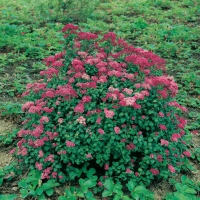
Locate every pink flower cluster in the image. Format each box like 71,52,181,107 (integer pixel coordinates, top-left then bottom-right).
17,24,191,183
126,143,136,150
104,108,115,118
150,168,159,175
76,116,86,125
66,140,76,147
41,167,52,179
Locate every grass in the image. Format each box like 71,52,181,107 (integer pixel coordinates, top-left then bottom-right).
0,0,199,199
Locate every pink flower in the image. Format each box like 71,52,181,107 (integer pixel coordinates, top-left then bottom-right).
114,126,120,134
41,167,52,179
171,133,181,142
142,115,146,119
135,172,139,177
126,168,132,174
44,154,54,163
138,131,142,135
104,108,115,118
58,118,63,123
159,124,167,130
123,88,133,95
38,150,44,158
28,105,42,113
98,128,105,135
77,116,86,125
35,162,43,170
160,139,169,146
86,154,93,158
82,96,91,103
157,155,163,162
150,154,154,158
121,138,126,142
10,148,16,155
150,168,159,175
96,118,102,124
191,130,198,135
52,172,57,178
104,164,109,170
22,101,34,111
62,24,78,32
66,140,75,147
74,103,84,113
98,181,103,187
126,143,136,150
168,164,175,173
158,112,164,117
40,116,49,123
165,150,169,156
183,151,191,157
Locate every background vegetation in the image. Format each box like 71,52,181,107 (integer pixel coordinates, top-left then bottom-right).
0,0,199,199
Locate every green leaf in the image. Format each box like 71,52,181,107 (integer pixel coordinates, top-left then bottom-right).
38,193,47,200
85,191,95,200
41,182,53,190
0,178,3,186
185,188,197,194
84,179,96,188
175,183,183,192
58,197,68,200
174,192,190,200
181,176,187,183
134,185,146,193
131,191,140,199
0,194,17,200
113,194,121,200
65,188,73,196
102,190,113,197
76,192,84,198
18,180,28,188
127,180,136,191
81,185,88,193
113,188,123,196
79,178,85,186
25,176,38,183
87,168,96,178
46,188,54,196
20,189,29,198
29,189,37,196
0,169,5,176
36,187,43,195
121,196,131,200
69,196,77,200
104,179,114,191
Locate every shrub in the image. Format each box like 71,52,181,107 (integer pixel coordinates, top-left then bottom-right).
12,24,191,186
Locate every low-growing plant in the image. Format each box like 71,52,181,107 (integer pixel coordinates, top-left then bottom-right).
0,194,17,200
12,24,192,188
0,162,22,187
0,102,23,117
165,175,200,200
0,129,19,145
18,170,59,199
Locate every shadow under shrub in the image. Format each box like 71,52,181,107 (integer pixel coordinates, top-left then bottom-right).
12,24,191,186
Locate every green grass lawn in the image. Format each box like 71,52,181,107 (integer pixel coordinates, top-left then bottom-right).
0,0,199,199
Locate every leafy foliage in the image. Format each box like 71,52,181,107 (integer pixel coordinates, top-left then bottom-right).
11,24,192,187
165,176,200,200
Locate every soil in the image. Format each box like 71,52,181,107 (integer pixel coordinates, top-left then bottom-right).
0,120,16,168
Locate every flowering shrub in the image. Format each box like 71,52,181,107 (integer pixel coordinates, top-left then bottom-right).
12,24,191,186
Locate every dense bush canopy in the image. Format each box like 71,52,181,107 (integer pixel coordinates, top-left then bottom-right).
12,24,190,186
